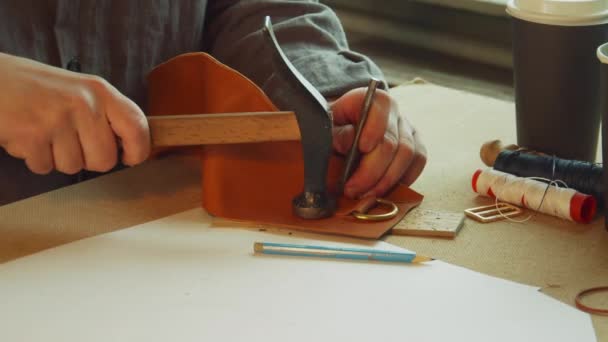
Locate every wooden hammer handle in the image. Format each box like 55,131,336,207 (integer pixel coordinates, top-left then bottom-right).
148,111,301,147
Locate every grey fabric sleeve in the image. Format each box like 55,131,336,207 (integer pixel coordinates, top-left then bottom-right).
204,0,387,102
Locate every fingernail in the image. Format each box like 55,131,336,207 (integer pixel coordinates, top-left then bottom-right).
345,186,358,198
360,138,379,153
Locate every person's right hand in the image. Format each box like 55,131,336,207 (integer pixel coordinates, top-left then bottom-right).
0,53,150,175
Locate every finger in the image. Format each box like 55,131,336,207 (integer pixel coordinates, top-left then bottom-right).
332,124,355,155
52,130,84,174
77,113,118,172
330,88,368,125
14,143,54,175
364,131,416,198
343,132,399,199
359,91,393,153
104,94,150,166
331,88,392,153
2,141,25,159
25,145,54,175
400,130,427,186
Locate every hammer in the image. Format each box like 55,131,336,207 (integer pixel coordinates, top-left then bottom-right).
148,17,338,220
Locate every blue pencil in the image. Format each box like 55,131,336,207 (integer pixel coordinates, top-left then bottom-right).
253,242,434,264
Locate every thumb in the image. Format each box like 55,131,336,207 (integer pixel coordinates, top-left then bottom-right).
332,124,355,155
105,96,151,166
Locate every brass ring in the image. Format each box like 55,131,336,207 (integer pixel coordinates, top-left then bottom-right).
352,198,399,221
575,286,608,316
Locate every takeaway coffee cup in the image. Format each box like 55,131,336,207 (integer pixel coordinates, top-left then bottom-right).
507,0,608,162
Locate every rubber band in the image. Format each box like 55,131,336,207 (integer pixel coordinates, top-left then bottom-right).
575,286,608,316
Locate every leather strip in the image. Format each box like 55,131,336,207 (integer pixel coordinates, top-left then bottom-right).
146,53,423,239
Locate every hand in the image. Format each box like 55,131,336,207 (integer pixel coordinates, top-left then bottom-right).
330,87,427,199
0,53,150,175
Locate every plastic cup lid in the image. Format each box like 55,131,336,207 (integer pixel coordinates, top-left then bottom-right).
597,42,608,64
507,0,608,26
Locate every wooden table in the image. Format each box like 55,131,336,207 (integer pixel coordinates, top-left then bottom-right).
2,80,607,339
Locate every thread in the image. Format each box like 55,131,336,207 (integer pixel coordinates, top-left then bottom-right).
493,150,603,207
472,169,597,223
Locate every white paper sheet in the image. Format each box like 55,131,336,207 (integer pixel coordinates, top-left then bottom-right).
0,209,595,342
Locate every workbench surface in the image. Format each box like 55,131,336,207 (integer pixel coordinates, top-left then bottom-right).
2,80,607,339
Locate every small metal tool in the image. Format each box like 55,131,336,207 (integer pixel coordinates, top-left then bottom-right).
337,78,380,195
263,17,336,220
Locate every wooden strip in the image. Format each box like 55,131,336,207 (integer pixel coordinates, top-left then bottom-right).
148,111,300,147
391,208,465,239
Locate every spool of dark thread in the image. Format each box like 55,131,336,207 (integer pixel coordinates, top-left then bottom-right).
493,150,603,208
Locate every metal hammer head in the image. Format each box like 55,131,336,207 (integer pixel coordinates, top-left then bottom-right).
262,16,336,220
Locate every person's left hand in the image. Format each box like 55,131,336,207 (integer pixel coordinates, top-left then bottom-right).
330,87,427,199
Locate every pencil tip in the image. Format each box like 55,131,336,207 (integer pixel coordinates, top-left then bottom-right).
413,255,434,263
253,242,264,253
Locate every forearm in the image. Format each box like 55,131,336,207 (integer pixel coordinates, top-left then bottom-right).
204,0,387,104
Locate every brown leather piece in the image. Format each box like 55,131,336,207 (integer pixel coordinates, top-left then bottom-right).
147,52,423,239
